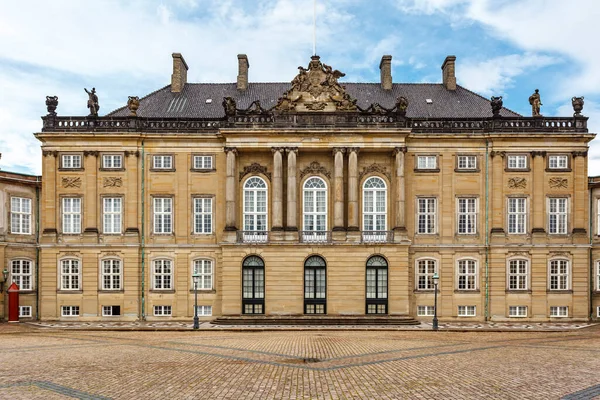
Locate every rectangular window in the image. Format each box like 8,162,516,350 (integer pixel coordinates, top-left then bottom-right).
458,305,476,316
507,155,527,169
548,198,567,234
457,155,477,170
509,306,528,318
153,155,173,169
597,306,600,318
153,259,173,290
11,197,31,234
61,259,80,290
62,198,81,234
102,306,121,316
103,197,122,234
549,260,569,290
550,306,568,317
417,198,436,234
417,155,437,170
196,305,212,316
417,305,435,316
457,198,477,234
417,259,436,290
102,154,122,169
193,155,213,170
19,306,32,317
457,259,477,290
193,259,213,290
508,259,528,290
11,260,32,290
61,154,82,169
548,155,568,169
193,197,212,234
508,198,527,234
153,305,172,316
153,197,173,234
597,261,600,291
61,306,80,316
102,259,122,290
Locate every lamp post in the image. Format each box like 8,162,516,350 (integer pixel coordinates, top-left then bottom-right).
192,273,200,330
0,268,8,293
432,272,439,331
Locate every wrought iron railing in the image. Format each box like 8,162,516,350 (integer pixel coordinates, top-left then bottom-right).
299,231,332,244
361,231,394,243
236,231,269,244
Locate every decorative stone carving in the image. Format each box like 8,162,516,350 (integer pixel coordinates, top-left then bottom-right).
507,251,530,257
572,151,588,158
490,151,506,158
531,151,546,158
549,251,571,258
101,251,121,257
395,96,408,117
549,177,568,189
332,147,346,155
239,163,271,181
222,97,237,116
285,147,298,154
238,100,266,114
362,103,391,115
572,96,584,117
61,177,81,188
103,177,123,188
359,164,391,181
83,150,99,157
223,147,238,155
508,177,527,189
274,55,358,112
61,252,80,258
347,147,360,154
124,150,140,157
490,96,503,118
42,150,58,157
127,96,140,117
528,89,542,117
84,87,99,117
392,146,407,155
46,95,58,116
299,161,331,179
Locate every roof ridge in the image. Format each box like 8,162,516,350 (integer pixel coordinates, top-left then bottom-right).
456,84,522,117
106,84,171,117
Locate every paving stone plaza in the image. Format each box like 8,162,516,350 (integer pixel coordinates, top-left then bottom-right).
1,324,599,399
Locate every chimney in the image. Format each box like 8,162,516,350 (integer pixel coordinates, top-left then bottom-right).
379,55,393,90
171,53,189,93
237,54,249,91
441,55,457,91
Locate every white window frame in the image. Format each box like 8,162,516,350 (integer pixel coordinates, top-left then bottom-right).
507,259,529,290
457,259,477,291
152,259,173,290
103,197,122,234
416,259,437,290
417,197,436,234
102,306,121,316
102,154,123,169
417,155,437,170
458,305,476,317
507,197,527,234
548,155,568,169
192,259,213,290
417,305,435,316
60,259,81,291
153,305,172,316
101,259,122,291
193,197,213,234
597,306,600,318
548,197,568,234
62,197,82,234
550,306,568,318
457,155,477,170
243,177,268,236
303,177,328,240
193,155,213,170
19,306,32,317
10,259,33,291
509,306,528,318
61,154,82,169
153,197,173,234
549,259,570,291
457,197,477,234
597,199,600,236
196,305,212,316
61,306,80,317
153,155,173,169
507,154,527,169
362,176,387,234
10,197,32,234
597,260,600,291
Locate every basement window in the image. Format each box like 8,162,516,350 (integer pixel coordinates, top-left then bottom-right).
102,306,121,316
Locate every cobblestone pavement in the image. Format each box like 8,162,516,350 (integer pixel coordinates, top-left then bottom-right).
1,323,599,399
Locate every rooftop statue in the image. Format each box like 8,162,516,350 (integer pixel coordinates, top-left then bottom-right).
490,96,503,118
85,87,100,117
572,96,584,117
528,89,542,117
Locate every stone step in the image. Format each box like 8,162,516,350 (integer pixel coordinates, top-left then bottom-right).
211,315,421,326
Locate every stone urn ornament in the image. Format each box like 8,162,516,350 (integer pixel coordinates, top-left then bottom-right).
572,96,584,117
45,95,58,116
127,96,140,117
490,96,503,118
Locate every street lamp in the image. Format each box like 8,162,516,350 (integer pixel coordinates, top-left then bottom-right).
192,273,200,329
432,272,439,331
0,268,8,293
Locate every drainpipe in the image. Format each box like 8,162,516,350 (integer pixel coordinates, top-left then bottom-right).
35,178,40,320
141,140,146,320
485,140,490,321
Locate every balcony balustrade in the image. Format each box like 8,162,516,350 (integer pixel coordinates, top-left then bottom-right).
361,231,394,243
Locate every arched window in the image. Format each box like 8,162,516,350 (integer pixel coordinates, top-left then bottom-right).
304,255,326,314
243,177,268,242
303,177,327,242
366,256,388,314
242,256,264,314
363,177,387,242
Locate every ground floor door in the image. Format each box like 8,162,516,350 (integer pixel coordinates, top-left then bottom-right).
242,256,264,314
366,255,388,314
304,256,326,314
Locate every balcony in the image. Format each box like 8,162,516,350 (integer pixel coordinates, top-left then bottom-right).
361,231,394,244
236,231,269,244
299,231,332,244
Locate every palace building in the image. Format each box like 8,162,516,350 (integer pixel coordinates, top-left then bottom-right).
31,52,597,322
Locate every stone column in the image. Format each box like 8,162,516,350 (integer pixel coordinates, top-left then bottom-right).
347,148,360,231
271,147,284,231
332,147,346,231
286,148,298,231
41,150,58,240
531,151,546,235
224,147,238,232
393,147,407,238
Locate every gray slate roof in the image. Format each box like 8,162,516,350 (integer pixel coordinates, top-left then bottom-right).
108,83,521,119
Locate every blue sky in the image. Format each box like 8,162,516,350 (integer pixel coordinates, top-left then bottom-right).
1,0,599,175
